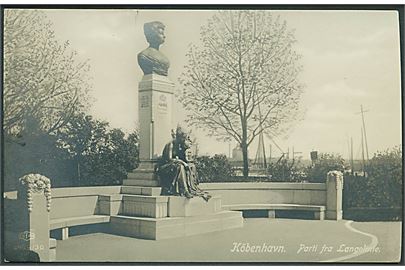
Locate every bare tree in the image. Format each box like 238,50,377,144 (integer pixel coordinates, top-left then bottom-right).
179,10,304,177
4,9,92,136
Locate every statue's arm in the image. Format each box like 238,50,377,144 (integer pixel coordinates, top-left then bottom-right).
165,142,182,163
171,143,190,167
162,141,189,168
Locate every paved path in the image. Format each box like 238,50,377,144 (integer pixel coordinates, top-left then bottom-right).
55,218,401,263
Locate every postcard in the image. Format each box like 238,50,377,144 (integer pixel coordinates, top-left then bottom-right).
2,5,403,264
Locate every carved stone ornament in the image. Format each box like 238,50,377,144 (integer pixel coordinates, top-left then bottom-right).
19,174,51,212
327,171,344,190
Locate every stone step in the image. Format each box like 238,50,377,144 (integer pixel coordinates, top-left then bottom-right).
109,210,243,240
120,195,169,218
136,161,157,170
121,194,168,203
121,186,162,196
168,196,222,217
132,168,155,173
127,171,157,181
123,179,160,187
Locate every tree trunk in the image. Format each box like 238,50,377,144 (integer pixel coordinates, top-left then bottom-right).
241,118,249,177
242,141,249,177
75,156,81,186
77,162,81,186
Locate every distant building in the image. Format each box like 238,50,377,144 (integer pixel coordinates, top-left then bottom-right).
232,145,245,161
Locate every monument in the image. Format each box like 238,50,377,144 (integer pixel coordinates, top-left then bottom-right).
108,21,243,240
137,21,173,165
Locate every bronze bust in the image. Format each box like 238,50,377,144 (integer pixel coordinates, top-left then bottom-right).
137,21,170,76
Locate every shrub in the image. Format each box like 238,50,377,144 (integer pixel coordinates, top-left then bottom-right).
267,158,306,182
343,146,402,220
306,153,346,183
366,146,402,208
344,146,402,208
195,154,234,183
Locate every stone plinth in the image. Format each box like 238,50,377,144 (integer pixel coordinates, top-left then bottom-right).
138,73,174,161
167,196,221,217
120,195,168,218
110,191,243,240
121,186,162,196
123,178,160,187
325,171,344,220
110,211,243,240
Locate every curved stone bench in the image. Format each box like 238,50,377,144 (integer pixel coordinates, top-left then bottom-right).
50,186,122,240
222,203,325,220
200,175,343,220
50,215,111,240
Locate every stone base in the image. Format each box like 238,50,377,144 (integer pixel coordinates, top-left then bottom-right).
120,195,168,218
121,186,162,196
123,160,160,187
168,196,221,217
115,162,244,240
118,194,224,219
109,211,243,240
123,179,160,187
137,159,158,170
128,171,156,181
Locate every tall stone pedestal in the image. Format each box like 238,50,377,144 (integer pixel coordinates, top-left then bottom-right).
131,74,174,191
138,73,174,161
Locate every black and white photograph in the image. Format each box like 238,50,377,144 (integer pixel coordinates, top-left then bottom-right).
1,5,403,263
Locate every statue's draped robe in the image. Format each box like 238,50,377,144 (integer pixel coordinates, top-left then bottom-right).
185,163,211,201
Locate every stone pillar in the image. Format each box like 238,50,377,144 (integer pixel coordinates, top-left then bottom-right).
138,73,174,163
325,171,344,220
4,174,54,262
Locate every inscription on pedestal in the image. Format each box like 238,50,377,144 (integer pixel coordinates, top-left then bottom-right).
157,94,168,113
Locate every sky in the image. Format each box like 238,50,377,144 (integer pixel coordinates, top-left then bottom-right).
43,9,402,160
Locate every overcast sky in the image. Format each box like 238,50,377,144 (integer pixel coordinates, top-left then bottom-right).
43,9,401,159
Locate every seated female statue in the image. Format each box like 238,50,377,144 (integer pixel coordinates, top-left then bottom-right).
157,127,211,201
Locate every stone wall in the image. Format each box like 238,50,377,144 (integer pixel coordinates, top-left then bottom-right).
200,182,327,206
